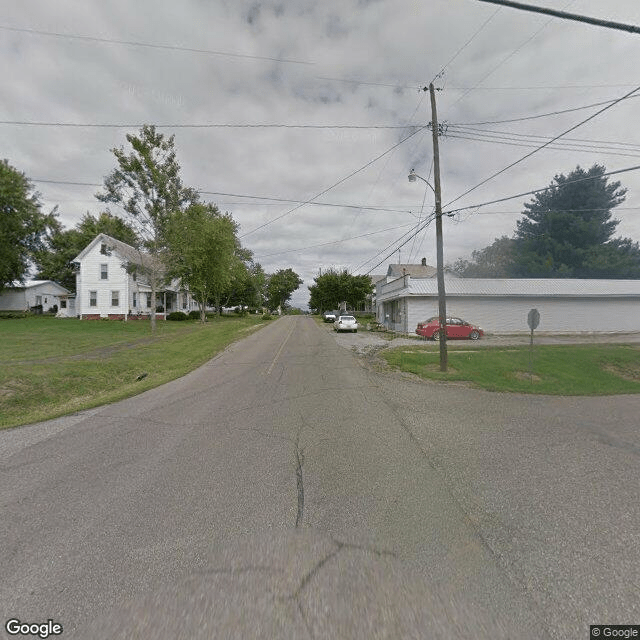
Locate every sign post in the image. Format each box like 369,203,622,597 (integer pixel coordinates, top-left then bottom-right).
527,308,540,381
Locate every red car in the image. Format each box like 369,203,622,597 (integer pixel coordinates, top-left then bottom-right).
416,316,484,340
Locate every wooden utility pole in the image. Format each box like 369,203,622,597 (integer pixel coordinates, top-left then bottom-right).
429,82,448,372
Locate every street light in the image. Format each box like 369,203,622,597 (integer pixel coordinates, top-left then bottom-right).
408,168,448,372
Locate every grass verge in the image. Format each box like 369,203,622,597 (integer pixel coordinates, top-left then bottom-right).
0,315,272,429
383,343,640,395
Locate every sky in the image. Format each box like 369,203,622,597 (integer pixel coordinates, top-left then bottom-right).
3,0,640,308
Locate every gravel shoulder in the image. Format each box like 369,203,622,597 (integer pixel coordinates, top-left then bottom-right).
329,325,640,356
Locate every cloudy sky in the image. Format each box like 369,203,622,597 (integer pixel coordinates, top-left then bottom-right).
4,0,640,307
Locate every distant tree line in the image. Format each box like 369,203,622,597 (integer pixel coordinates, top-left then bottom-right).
308,269,374,312
0,126,302,327
450,164,640,279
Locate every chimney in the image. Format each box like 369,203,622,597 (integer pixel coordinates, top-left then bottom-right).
421,257,427,266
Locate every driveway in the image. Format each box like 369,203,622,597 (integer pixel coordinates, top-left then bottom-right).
329,323,640,355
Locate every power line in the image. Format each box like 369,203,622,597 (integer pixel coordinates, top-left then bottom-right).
445,84,640,208
449,0,576,109
29,179,416,215
239,125,428,238
431,6,502,82
198,190,413,214
448,125,640,149
452,93,640,126
443,164,640,216
254,222,416,259
0,120,417,129
470,0,640,34
356,164,640,274
444,132,640,160
0,24,312,65
447,84,639,91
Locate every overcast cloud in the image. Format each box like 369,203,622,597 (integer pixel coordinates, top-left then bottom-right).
3,0,640,307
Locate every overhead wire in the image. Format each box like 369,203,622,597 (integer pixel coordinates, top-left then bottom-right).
451,93,640,126
448,0,576,108
239,125,428,238
253,222,417,259
444,84,640,208
0,24,312,65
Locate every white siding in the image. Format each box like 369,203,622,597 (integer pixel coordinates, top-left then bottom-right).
77,245,131,317
0,289,26,311
407,296,640,334
0,283,69,312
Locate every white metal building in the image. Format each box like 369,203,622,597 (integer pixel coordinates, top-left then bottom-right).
376,271,640,334
0,280,70,313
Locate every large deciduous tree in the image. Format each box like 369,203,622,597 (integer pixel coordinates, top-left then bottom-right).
266,268,303,311
34,212,137,290
167,202,240,322
96,125,198,330
0,159,55,290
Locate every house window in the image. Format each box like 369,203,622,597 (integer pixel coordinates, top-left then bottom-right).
145,293,152,308
182,294,188,309
111,291,120,307
100,264,108,280
100,243,107,255
61,299,67,309
132,292,137,308
89,291,97,307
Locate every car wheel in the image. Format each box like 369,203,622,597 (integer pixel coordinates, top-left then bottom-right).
469,330,480,340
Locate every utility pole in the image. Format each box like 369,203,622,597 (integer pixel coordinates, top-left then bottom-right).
429,82,448,372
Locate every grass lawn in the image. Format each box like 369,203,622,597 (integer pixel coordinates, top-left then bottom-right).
383,343,640,395
0,315,271,429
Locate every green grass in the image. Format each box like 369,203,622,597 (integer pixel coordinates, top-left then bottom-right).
383,344,640,395
0,315,272,429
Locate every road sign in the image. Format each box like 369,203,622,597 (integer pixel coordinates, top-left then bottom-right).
527,308,540,331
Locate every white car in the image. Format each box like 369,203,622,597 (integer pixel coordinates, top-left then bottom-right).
334,315,358,333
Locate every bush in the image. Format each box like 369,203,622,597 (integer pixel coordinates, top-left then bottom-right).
261,313,273,321
188,310,201,320
167,311,188,321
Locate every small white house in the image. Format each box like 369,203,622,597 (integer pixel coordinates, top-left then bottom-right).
0,280,70,314
377,261,640,334
72,234,197,320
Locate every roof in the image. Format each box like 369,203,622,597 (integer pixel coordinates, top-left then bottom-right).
387,263,437,278
72,233,158,271
405,278,640,297
6,280,70,293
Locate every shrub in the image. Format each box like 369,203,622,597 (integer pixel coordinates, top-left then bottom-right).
261,313,273,321
188,310,201,320
167,311,188,321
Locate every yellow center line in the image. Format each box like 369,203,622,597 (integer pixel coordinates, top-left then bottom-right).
266,321,296,375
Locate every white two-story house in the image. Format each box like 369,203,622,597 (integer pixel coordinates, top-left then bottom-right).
72,233,197,319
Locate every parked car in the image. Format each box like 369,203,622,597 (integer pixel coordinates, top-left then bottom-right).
323,311,337,322
415,316,483,340
334,315,358,333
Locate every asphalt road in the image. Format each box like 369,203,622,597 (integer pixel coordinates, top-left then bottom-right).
1,316,638,639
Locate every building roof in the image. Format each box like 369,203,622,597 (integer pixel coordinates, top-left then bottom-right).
7,280,70,293
406,277,640,297
387,263,437,278
72,233,157,271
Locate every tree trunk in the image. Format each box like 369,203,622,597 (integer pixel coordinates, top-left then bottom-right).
150,278,157,333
